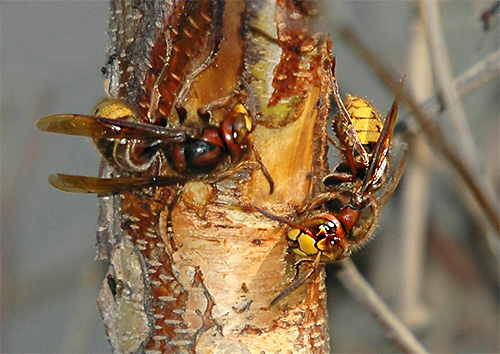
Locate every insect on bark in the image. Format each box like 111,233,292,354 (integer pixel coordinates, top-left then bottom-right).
37,0,336,353
253,59,407,305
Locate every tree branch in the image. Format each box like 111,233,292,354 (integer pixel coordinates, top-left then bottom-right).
337,260,430,354
419,0,477,165
96,1,333,353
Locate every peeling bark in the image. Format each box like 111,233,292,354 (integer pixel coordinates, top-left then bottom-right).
97,1,333,353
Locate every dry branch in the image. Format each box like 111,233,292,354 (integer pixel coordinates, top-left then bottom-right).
419,0,477,164
337,260,430,354
402,49,500,135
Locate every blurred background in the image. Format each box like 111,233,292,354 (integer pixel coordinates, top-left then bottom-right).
1,1,498,353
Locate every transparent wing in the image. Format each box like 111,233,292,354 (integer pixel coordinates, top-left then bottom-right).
49,173,186,194
37,114,192,142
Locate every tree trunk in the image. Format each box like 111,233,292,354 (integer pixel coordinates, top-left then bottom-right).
96,1,333,353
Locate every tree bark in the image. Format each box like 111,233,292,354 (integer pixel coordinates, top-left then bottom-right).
96,1,333,353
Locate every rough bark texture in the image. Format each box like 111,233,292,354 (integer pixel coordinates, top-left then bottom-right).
96,1,333,353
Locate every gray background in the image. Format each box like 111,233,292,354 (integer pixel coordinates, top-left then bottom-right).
1,1,499,353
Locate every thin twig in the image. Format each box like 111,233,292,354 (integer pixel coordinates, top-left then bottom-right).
419,4,500,260
402,49,500,133
399,137,432,326
419,0,477,165
336,25,500,234
337,260,430,354
454,49,500,98
397,19,432,328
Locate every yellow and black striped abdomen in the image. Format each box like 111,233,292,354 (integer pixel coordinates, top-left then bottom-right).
345,94,383,151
